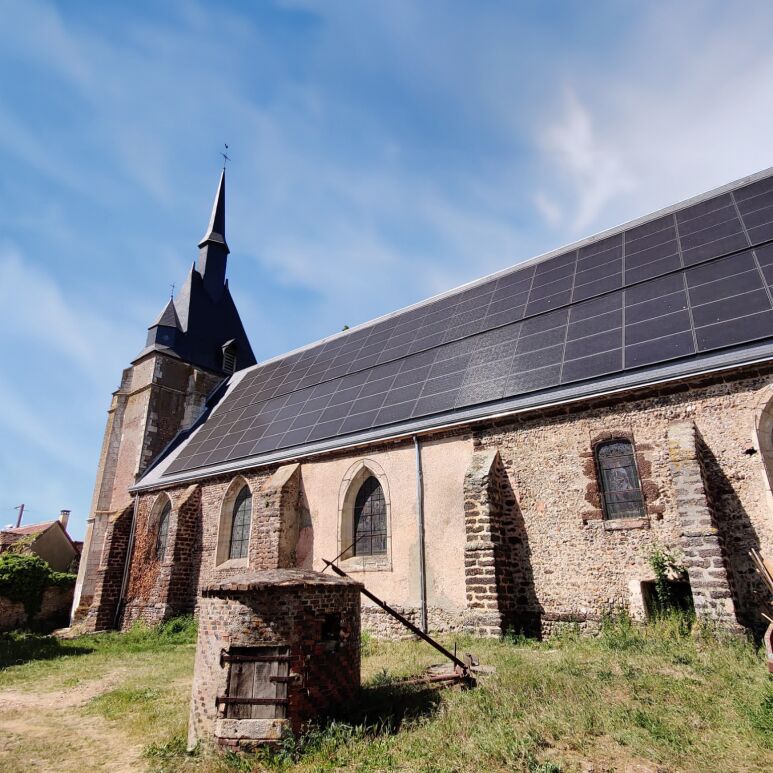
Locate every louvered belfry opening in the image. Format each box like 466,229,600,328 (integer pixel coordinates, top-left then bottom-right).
188,569,363,751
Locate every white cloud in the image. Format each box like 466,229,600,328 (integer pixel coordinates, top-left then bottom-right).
0,246,135,382
538,89,635,231
534,5,773,238
533,191,563,229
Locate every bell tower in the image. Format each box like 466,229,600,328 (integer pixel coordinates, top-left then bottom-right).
71,171,256,629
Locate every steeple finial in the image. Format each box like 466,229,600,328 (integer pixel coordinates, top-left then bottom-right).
198,168,228,252
221,143,230,169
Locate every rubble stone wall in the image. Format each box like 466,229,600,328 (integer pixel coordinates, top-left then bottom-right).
0,585,74,632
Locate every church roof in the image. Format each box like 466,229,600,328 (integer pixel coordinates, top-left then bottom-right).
139,172,255,375
135,165,773,489
152,298,182,329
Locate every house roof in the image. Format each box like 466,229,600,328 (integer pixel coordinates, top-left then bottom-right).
0,521,56,547
135,165,773,490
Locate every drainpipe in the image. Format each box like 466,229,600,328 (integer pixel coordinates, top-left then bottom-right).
413,436,428,633
114,495,139,630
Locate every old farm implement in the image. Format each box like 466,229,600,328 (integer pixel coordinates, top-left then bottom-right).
322,558,481,688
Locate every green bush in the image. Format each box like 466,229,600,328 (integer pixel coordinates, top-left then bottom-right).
0,553,75,618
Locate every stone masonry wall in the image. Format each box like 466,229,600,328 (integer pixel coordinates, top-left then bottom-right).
81,505,133,632
75,351,223,629
667,422,740,628
0,585,74,633
476,367,773,635
463,449,519,636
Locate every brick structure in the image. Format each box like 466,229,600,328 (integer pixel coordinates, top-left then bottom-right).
188,570,361,749
82,505,133,631
667,421,741,629
463,448,519,636
103,366,773,641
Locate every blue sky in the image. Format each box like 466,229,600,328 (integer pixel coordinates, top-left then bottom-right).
2,0,773,539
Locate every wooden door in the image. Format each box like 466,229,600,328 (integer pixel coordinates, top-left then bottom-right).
221,646,290,719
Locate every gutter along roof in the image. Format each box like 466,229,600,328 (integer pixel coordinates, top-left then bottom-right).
134,166,773,491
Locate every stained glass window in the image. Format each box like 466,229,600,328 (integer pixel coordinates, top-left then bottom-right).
155,501,171,560
595,440,646,520
353,476,387,556
229,486,252,560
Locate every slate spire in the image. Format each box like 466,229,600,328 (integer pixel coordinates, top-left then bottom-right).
197,169,230,300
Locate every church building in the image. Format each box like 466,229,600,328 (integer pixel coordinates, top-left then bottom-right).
72,166,773,638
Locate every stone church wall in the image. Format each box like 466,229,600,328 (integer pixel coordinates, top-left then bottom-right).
117,365,773,638
475,367,773,635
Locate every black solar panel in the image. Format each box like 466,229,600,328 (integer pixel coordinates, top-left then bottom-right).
165,172,773,475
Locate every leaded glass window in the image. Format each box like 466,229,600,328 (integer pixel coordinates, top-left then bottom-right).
595,440,646,520
353,476,387,556
155,501,171,560
229,486,252,560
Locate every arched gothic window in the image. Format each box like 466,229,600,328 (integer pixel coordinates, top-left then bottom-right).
155,501,171,560
229,486,252,560
353,476,387,556
595,439,646,520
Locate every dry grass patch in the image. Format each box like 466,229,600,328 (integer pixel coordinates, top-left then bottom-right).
1,614,771,772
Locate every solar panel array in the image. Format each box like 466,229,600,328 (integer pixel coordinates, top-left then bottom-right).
166,173,773,475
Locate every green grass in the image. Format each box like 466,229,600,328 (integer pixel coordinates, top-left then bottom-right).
1,613,771,772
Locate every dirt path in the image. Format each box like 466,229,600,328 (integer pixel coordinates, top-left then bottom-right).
0,671,146,773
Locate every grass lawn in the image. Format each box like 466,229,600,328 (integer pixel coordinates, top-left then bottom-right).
0,615,771,772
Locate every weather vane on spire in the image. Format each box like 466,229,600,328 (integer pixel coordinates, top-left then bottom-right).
221,143,230,169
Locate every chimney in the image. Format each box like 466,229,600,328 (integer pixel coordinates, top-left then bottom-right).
59,510,70,531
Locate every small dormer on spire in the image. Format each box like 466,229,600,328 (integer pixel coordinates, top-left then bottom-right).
146,297,182,351
197,170,230,301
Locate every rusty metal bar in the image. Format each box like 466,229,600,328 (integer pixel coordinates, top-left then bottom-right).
397,672,470,686
220,652,292,664
322,558,468,672
216,696,289,706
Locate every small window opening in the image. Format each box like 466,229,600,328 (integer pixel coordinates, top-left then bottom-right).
595,439,646,520
222,340,237,375
321,614,341,652
641,580,694,618
218,646,290,719
155,501,171,561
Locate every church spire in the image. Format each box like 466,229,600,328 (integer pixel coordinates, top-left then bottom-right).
197,170,230,300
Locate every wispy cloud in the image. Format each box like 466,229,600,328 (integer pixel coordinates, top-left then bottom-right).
0,247,134,382
536,90,635,231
